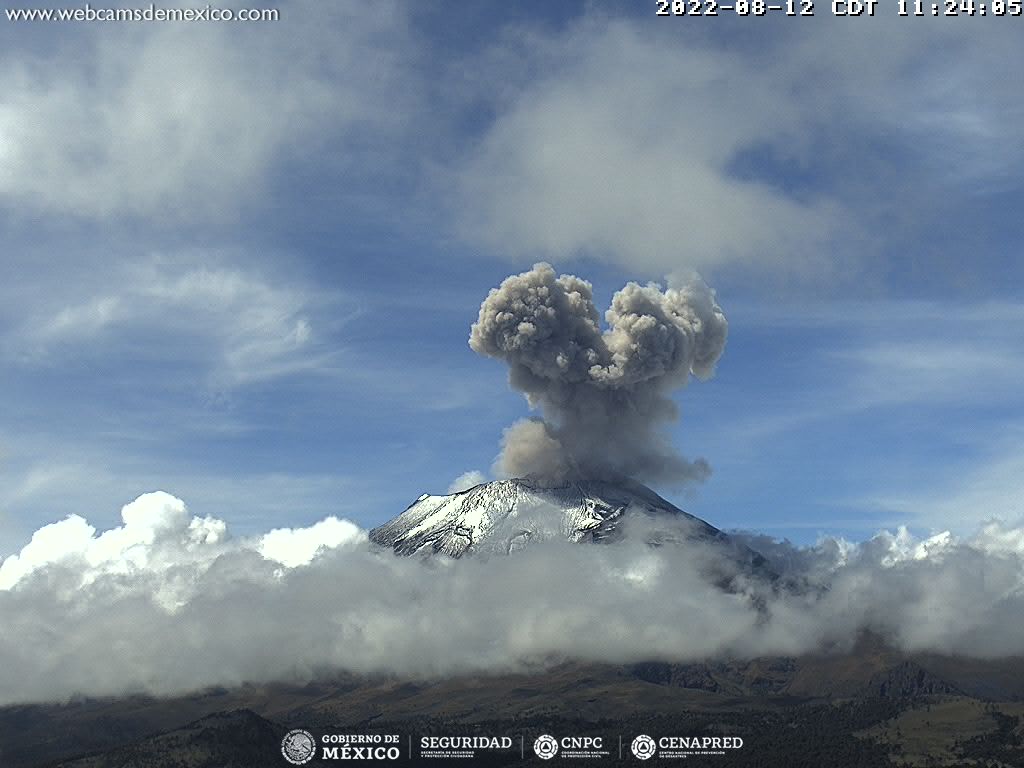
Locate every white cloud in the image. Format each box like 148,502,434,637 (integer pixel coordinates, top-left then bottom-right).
4,491,1024,704
447,470,487,494
41,297,122,338
0,446,363,561
454,20,838,275
826,302,1024,412
704,299,1024,451
258,517,364,568
0,2,412,220
0,491,225,592
862,435,1024,534
830,306,1024,409
451,16,1024,277
11,254,334,387
0,513,96,590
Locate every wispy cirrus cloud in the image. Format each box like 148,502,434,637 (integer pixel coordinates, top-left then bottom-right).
715,298,1024,436
7,254,341,387
858,425,1024,534
678,297,1024,535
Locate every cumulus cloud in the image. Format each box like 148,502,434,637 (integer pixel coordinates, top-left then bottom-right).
0,492,357,608
470,263,726,484
258,517,364,569
0,492,229,604
4,492,1024,704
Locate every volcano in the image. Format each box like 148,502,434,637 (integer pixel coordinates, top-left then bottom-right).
370,476,772,580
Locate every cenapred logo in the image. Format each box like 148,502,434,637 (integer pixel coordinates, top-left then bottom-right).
281,729,317,765
533,734,559,760
631,734,657,760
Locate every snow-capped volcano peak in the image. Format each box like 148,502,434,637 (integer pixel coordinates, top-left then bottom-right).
370,476,770,578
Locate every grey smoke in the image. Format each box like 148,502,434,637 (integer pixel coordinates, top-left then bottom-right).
469,263,727,484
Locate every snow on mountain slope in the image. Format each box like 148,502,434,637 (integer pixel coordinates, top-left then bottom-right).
370,476,772,580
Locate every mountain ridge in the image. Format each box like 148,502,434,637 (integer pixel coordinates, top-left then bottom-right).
369,476,771,581
8,650,1024,767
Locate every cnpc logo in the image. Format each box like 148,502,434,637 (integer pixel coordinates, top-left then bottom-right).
533,734,604,759
533,734,559,760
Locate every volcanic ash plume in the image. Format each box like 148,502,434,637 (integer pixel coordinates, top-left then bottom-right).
469,263,727,484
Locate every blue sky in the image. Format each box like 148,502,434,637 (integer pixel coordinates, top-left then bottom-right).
1,1,1023,556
